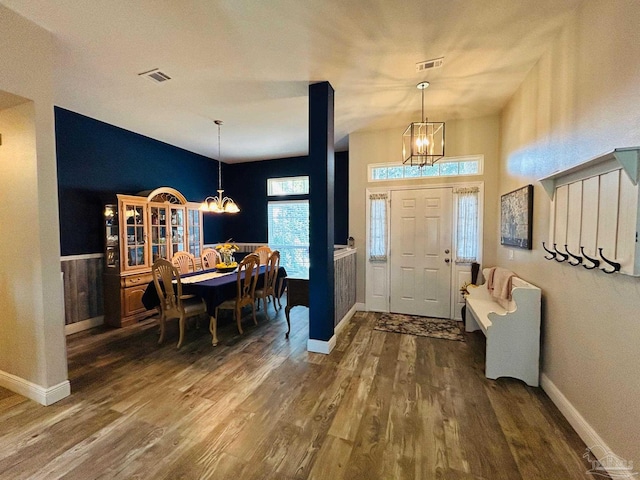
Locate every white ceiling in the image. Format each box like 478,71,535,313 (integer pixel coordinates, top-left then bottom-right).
1,0,582,163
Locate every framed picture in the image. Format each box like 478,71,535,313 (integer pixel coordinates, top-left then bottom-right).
501,184,533,249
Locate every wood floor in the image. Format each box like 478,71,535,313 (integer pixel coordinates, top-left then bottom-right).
0,305,606,479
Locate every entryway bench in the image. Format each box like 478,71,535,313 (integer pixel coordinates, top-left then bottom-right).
465,268,541,387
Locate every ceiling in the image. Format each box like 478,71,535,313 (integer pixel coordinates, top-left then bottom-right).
1,0,582,163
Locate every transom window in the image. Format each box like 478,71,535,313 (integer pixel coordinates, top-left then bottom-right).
267,176,309,196
369,155,483,182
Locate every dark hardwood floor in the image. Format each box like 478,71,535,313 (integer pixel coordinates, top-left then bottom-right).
0,304,605,479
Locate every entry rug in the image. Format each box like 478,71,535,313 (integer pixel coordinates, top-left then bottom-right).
374,313,465,342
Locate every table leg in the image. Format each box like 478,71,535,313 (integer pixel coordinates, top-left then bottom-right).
285,306,291,339
209,315,218,346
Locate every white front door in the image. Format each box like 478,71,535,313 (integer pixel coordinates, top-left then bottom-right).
390,188,453,318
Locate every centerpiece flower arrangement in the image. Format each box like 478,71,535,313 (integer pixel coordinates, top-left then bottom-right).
215,242,239,270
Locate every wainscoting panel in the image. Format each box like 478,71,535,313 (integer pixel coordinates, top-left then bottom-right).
61,254,104,326
334,249,356,327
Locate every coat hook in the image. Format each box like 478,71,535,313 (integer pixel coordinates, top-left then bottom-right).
599,247,621,274
542,242,556,260
553,243,568,263
564,244,583,266
580,246,600,270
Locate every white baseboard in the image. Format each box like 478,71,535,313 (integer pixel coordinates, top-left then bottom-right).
335,304,357,336
541,373,637,480
65,316,104,335
308,303,358,355
355,302,366,311
0,370,70,406
307,336,336,354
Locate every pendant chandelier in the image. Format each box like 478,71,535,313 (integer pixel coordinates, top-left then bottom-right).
402,81,445,167
200,120,240,214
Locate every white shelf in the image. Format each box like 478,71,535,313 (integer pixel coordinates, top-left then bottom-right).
538,147,640,199
539,147,640,276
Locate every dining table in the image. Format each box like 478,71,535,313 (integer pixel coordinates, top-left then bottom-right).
141,265,287,346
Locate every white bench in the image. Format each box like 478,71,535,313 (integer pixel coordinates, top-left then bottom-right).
465,268,541,387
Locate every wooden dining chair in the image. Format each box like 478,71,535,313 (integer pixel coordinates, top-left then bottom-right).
172,251,196,274
201,248,221,270
255,250,280,319
214,253,260,335
151,258,207,348
254,245,272,265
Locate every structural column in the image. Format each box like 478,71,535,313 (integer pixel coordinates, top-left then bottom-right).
308,81,335,352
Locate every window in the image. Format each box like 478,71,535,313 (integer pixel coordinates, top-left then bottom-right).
369,155,483,182
368,193,388,261
454,187,479,263
268,200,309,278
267,176,309,196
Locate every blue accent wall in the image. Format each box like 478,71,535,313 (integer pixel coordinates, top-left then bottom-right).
55,107,349,256
221,151,349,244
55,107,223,256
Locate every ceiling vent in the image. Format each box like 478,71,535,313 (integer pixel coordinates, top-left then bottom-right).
138,68,171,83
415,57,444,73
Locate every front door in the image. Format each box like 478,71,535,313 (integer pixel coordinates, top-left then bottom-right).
390,188,453,318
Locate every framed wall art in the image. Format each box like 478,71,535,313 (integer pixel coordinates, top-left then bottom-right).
501,184,533,249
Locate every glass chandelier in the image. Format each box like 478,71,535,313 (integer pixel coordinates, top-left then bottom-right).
402,81,445,167
201,120,240,214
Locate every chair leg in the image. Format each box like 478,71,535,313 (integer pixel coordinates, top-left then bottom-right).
209,315,218,346
177,314,186,349
262,296,270,320
236,306,244,334
276,279,284,309
251,301,258,325
158,314,166,345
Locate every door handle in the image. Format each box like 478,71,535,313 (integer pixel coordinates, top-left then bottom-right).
445,258,450,263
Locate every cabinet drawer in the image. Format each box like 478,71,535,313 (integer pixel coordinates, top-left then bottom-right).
123,273,153,288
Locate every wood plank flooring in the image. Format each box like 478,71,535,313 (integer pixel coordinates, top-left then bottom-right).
0,306,606,479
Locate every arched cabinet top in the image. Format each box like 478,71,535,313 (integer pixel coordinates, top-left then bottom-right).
136,187,188,205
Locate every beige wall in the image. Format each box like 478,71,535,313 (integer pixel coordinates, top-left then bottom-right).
349,115,501,304
499,1,640,463
0,6,68,397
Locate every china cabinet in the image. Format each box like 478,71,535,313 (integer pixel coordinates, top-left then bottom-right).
103,187,204,327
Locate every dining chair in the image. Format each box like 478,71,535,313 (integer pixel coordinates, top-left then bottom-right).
254,250,280,319
214,253,260,335
201,248,221,270
151,258,207,348
172,251,197,274
254,245,272,265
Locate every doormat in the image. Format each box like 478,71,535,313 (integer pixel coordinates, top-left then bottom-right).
374,313,465,342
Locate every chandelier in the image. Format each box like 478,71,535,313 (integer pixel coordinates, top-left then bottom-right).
201,120,240,214
402,81,445,167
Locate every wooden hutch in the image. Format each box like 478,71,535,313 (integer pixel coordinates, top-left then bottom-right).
103,187,204,327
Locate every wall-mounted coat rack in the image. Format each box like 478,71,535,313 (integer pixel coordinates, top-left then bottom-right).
538,147,640,277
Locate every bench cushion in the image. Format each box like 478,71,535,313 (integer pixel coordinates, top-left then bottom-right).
466,297,508,334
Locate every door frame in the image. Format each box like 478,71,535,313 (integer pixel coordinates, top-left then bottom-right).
365,180,484,319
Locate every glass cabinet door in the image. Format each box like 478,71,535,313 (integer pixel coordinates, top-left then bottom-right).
170,206,185,256
104,204,119,269
122,201,147,270
187,207,202,259
149,205,168,262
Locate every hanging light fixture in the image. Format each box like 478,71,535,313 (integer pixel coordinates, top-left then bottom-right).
200,120,240,214
402,81,445,167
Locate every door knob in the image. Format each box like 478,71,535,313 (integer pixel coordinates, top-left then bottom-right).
445,258,450,263
445,249,450,254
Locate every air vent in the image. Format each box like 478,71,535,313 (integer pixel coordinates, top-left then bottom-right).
138,68,172,83
415,57,444,73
